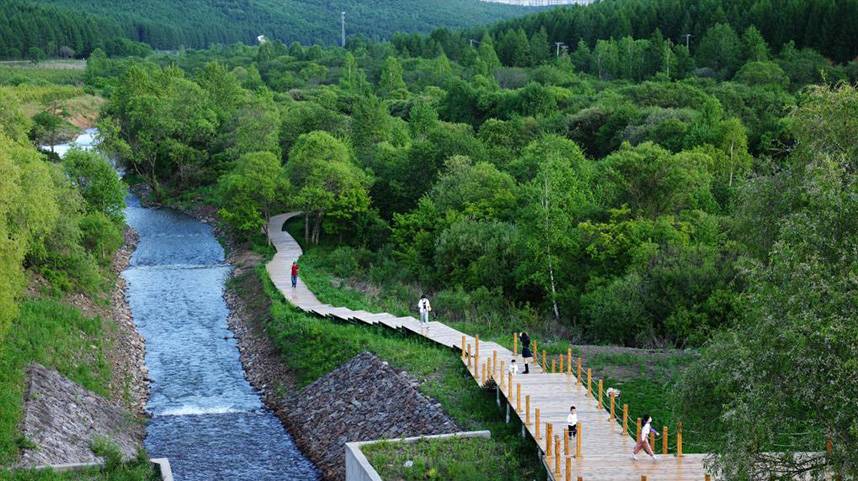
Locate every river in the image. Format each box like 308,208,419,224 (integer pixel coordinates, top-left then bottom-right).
52,131,318,481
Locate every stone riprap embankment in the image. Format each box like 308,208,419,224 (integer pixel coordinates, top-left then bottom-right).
17,364,144,467
283,352,458,481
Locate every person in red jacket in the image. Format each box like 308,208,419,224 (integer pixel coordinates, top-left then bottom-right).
291,261,299,288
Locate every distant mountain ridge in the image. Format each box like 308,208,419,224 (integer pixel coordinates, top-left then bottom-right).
25,0,541,49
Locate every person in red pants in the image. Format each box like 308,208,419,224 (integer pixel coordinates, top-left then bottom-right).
632,415,659,461
291,261,299,288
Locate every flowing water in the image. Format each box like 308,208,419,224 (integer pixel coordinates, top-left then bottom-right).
53,131,318,481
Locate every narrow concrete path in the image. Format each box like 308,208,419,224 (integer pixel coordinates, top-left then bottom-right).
267,213,709,481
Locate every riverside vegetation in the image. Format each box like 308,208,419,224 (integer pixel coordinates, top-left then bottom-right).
91,3,857,475
2,0,856,478
0,68,153,478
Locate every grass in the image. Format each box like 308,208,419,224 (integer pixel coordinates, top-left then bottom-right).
253,266,546,480
0,299,114,464
363,436,520,481
0,63,86,86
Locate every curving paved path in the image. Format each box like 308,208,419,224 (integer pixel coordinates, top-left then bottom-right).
267,212,710,481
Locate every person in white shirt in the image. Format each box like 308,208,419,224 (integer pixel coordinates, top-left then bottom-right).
566,405,578,438
632,415,659,460
417,294,431,331
508,359,519,375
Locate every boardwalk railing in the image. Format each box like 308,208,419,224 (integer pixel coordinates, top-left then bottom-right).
266,212,711,481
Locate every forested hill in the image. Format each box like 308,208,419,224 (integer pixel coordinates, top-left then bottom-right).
21,0,534,51
476,0,858,63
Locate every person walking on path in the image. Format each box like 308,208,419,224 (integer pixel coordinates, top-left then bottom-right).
290,261,299,288
567,405,578,439
520,332,532,374
632,415,659,461
417,294,432,331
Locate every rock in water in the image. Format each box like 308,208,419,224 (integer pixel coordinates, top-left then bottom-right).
17,363,144,467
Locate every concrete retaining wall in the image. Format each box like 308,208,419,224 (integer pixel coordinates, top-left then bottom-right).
31,458,173,480
345,431,491,481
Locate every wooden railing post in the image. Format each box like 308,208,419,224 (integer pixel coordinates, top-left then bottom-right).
542,350,547,371
575,422,582,458
513,332,518,355
559,354,564,373
552,357,556,373
507,372,512,394
623,404,629,436
649,430,655,450
525,395,531,426
535,409,541,440
474,354,479,378
493,350,498,376
468,343,471,369
567,348,572,375
677,422,683,458
516,383,521,412
597,380,603,409
663,426,668,454
636,418,642,442
566,459,571,481
564,427,570,458
546,423,553,457
554,435,561,477
704,475,711,481
500,362,506,388
475,335,480,357
577,358,582,386
609,394,615,421
587,369,592,397
461,335,466,358
641,476,647,481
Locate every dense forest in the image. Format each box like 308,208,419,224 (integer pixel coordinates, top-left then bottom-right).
11,0,530,54
85,2,858,473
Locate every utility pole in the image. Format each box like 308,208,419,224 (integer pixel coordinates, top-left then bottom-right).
341,11,346,48
555,42,566,57
683,33,692,50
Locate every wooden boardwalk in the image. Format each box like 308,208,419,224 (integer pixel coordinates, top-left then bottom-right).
267,213,710,481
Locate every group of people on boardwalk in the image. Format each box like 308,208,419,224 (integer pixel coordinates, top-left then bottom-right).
417,293,661,462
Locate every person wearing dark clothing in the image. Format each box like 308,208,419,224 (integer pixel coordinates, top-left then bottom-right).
520,331,532,374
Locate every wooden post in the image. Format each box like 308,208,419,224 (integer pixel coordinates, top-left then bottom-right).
542,350,547,370
554,436,561,477
481,361,486,385
636,418,642,442
575,422,582,458
641,476,647,481
474,355,479,378
552,357,556,373
577,358,582,385
649,430,655,450
500,362,505,388
597,380,603,409
677,422,683,458
609,393,615,421
535,409,541,440
704,476,711,481
826,438,833,456
662,426,668,455
623,404,629,436
567,348,572,375
507,372,512,394
513,332,518,355
525,395,531,425
559,354,564,373
533,340,538,361
475,335,480,357
587,369,592,397
516,384,521,412
566,460,571,481
546,423,553,457
493,350,498,375
563,427,570,457
461,335,466,358
467,344,472,368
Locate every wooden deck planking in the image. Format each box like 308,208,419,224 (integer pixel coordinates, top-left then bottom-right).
267,213,710,481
